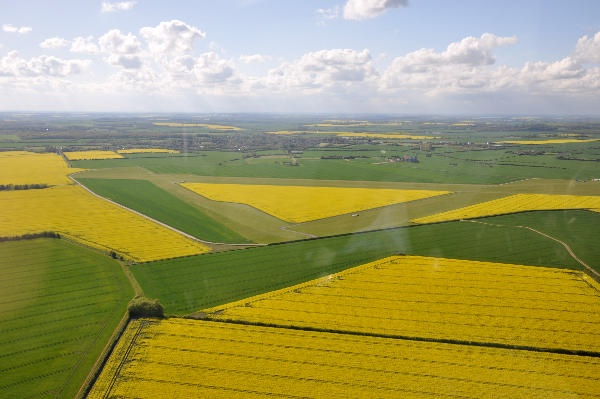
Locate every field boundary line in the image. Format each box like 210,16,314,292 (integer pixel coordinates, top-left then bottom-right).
521,226,599,278
462,219,599,278
74,311,131,399
69,173,267,248
120,260,143,297
203,318,600,358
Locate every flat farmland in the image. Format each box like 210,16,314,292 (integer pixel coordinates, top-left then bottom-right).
0,238,133,399
87,318,600,399
152,122,242,130
412,193,600,224
132,211,594,316
500,138,600,144
0,151,210,261
73,159,600,240
0,185,209,262
70,144,600,184
264,178,598,237
268,130,436,140
478,210,600,269
76,178,250,244
1,116,599,398
0,151,84,186
63,151,123,160
206,255,600,352
181,182,450,223
117,148,179,154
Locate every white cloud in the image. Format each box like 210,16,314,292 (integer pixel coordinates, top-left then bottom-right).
378,32,600,110
239,54,271,64
381,33,518,91
70,36,100,54
343,0,408,20
168,54,196,76
92,50,239,98
40,37,70,49
107,54,143,69
161,52,236,86
104,67,162,92
101,1,137,13
99,29,142,69
574,32,600,64
521,57,584,82
444,33,518,65
193,52,235,84
2,24,32,34
0,51,90,77
514,57,592,96
140,20,205,55
99,29,141,55
3,23,600,115
265,48,377,92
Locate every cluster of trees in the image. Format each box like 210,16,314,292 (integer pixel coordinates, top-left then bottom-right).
128,296,164,318
0,183,49,191
0,231,60,242
108,250,125,261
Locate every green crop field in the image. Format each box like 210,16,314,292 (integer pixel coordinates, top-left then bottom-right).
132,210,591,315
74,162,600,242
478,210,600,269
71,142,600,184
0,238,133,399
76,178,250,244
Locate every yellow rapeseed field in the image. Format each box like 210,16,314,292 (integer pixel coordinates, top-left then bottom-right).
205,255,600,353
117,148,179,154
411,193,600,223
63,150,124,160
0,151,83,185
0,185,209,261
500,139,600,144
88,318,600,398
153,122,241,130
181,183,450,223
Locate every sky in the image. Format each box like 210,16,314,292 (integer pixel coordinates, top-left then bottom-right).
1,0,600,115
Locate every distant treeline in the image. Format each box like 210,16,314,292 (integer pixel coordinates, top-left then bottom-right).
321,155,369,160
0,183,50,191
0,231,61,243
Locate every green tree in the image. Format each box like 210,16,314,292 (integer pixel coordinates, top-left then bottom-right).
127,296,165,318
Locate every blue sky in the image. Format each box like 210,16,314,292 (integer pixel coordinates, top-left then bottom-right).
1,0,600,114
